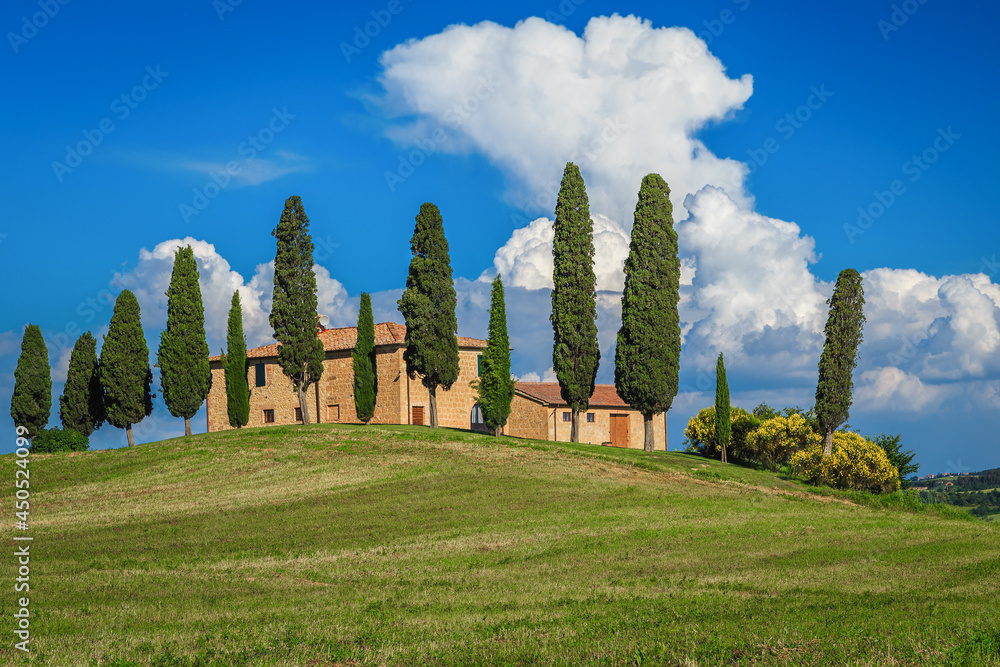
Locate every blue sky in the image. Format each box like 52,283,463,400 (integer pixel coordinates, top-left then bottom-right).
2,0,999,474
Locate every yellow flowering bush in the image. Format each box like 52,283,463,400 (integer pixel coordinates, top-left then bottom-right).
683,406,759,461
744,414,821,471
790,431,900,493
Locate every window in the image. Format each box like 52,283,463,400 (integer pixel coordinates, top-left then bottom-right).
562,412,571,422
412,405,424,426
327,404,340,422
477,354,483,376
263,409,275,423
471,403,484,424
587,413,595,423
294,407,302,422
255,364,266,387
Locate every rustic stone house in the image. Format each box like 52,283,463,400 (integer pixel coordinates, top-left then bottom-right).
206,322,666,451
506,382,666,450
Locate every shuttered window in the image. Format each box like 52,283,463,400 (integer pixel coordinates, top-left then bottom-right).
255,363,266,387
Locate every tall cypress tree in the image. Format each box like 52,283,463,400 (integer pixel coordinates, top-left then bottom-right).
100,290,153,447
60,331,104,437
397,202,459,428
715,353,731,464
221,290,250,428
157,245,212,436
353,292,377,424
479,274,515,436
816,268,866,456
11,324,51,440
615,173,681,451
551,162,599,442
270,195,325,424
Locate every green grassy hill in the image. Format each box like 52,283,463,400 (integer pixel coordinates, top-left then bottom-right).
4,424,999,666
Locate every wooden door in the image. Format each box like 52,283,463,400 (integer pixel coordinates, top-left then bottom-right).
610,414,629,448
412,405,424,426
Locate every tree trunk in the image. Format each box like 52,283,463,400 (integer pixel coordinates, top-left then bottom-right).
126,424,135,447
644,414,654,452
720,442,727,464
570,409,580,442
428,385,438,428
494,425,502,437
184,417,192,437
298,385,311,424
823,428,834,457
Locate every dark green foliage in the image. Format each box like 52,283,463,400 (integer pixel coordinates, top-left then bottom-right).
816,268,866,454
59,332,104,437
270,196,325,423
715,353,731,463
157,245,212,435
222,291,250,428
871,433,919,488
353,292,377,424
478,275,515,436
551,163,599,440
615,173,680,451
397,202,459,427
100,290,153,446
11,323,52,439
752,402,778,421
31,427,88,453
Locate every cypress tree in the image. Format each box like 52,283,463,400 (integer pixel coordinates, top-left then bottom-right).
270,195,325,424
397,202,460,428
11,324,51,440
100,290,153,447
157,245,212,436
715,353,731,464
221,290,250,428
614,173,681,451
353,292,377,424
551,162,599,442
479,274,515,436
816,268,866,456
59,332,104,437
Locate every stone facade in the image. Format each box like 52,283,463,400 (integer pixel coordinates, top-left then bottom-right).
506,383,668,451
206,322,669,451
206,322,487,432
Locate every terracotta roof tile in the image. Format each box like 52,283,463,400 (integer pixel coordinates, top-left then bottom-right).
209,321,485,362
514,381,631,408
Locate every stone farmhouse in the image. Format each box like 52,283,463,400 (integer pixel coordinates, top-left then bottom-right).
206,322,666,451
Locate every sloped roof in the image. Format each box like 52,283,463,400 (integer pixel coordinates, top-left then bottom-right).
514,381,631,409
210,322,487,362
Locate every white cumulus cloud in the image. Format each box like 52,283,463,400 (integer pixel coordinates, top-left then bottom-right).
111,238,353,354
379,13,753,223
486,214,630,291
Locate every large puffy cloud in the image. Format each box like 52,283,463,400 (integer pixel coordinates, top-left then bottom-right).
677,186,829,378
380,14,753,223
861,268,1000,383
486,214,630,291
111,238,352,353
854,367,954,414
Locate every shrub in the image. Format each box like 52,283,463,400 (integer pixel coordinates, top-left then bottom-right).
684,406,759,461
791,431,900,493
31,427,89,453
744,414,821,471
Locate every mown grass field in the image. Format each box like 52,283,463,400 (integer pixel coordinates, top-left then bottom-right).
3,423,999,666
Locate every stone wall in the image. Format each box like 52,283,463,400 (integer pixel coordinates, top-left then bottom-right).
505,394,549,440
207,344,486,432
401,346,483,429
548,406,666,450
